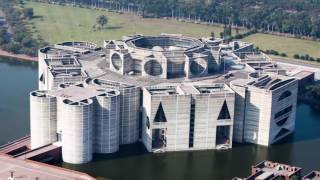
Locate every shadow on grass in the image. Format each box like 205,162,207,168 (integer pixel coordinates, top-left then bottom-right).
32,15,44,19
95,26,123,31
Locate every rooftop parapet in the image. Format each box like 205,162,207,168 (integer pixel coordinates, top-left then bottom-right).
193,84,233,94
124,35,205,52
231,74,296,91
54,41,99,54
49,67,87,78
44,57,81,68
39,47,74,59
50,83,120,102
201,37,224,47
145,85,180,96
90,78,135,89
145,83,233,96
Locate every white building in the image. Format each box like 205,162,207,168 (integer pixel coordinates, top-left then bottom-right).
29,35,303,164
230,74,298,145
142,83,235,152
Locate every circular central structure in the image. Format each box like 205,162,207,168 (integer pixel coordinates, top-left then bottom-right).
104,35,215,79
126,35,204,52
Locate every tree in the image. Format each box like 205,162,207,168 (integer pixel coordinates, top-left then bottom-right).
96,15,108,28
293,54,300,59
22,8,34,19
223,25,232,38
210,31,215,39
0,27,9,45
280,53,287,57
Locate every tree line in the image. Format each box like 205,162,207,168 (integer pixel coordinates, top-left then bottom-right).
0,0,47,56
34,0,320,39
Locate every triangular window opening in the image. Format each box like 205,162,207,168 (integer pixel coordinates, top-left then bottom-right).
217,100,231,120
154,102,167,122
39,74,44,82
274,128,290,140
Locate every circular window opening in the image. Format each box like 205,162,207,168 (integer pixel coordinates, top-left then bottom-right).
111,53,122,70
190,58,207,75
144,60,163,76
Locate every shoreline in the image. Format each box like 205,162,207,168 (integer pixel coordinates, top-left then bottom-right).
0,49,37,62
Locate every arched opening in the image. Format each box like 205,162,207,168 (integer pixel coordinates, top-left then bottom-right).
190,58,207,76
111,53,122,70
144,59,163,76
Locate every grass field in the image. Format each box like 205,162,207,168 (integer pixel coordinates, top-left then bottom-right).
243,33,320,58
24,1,320,59
25,1,246,46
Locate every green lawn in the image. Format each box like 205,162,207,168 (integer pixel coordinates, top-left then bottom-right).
25,1,320,59
243,33,320,58
25,1,246,46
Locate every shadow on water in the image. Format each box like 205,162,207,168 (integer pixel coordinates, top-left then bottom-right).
0,56,37,69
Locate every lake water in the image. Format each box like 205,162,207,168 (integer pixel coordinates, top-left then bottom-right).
0,57,319,180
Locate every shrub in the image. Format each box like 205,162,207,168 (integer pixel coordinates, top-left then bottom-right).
305,54,310,60
293,54,300,59
280,53,287,57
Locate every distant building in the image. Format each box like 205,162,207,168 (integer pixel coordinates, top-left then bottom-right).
0,153,94,180
302,171,320,180
234,160,320,180
30,34,306,164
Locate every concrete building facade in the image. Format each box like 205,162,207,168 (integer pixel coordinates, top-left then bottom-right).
141,83,235,152
230,74,298,145
30,34,304,164
30,91,57,149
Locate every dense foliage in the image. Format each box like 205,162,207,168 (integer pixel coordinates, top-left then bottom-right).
308,85,320,99
0,0,46,56
35,0,320,39
300,84,320,110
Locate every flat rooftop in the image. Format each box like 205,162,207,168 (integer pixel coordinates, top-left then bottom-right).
50,67,87,78
291,70,315,80
145,83,233,96
0,154,95,180
49,84,118,102
45,57,81,67
145,85,179,96
231,74,296,91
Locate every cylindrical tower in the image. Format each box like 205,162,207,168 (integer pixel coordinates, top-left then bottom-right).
30,91,57,149
119,86,140,144
91,79,141,145
94,89,121,153
61,99,93,164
